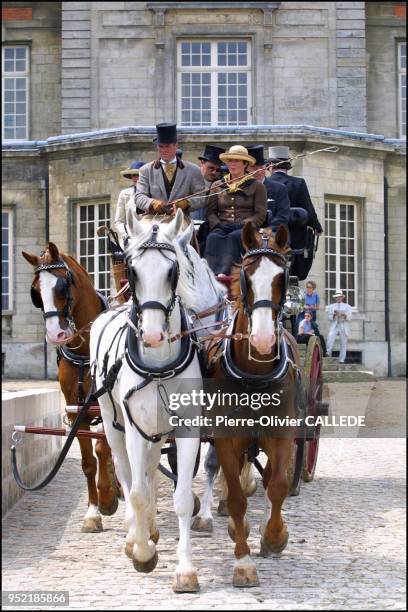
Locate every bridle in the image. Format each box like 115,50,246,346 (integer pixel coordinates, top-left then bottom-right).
30,259,77,333
239,240,289,363
126,224,180,332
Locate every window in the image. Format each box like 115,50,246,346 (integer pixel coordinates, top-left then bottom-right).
2,46,29,140
325,201,358,308
2,209,13,312
398,41,406,138
76,202,111,296
178,40,251,127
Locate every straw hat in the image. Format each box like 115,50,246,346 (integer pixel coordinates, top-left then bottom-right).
120,160,145,178
219,145,256,166
333,290,345,298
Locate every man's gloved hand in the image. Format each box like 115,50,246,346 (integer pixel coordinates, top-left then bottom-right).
149,199,173,215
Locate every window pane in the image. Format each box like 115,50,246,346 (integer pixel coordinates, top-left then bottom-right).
4,48,15,59
15,47,26,59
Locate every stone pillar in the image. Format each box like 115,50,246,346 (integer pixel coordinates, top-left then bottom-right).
61,2,91,134
336,1,367,132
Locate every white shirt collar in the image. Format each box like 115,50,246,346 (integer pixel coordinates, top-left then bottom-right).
160,157,177,165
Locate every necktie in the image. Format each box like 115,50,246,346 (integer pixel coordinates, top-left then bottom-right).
164,162,176,182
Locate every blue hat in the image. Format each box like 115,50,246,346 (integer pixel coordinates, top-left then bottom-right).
121,160,145,178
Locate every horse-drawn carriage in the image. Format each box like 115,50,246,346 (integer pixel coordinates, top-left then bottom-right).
12,209,328,590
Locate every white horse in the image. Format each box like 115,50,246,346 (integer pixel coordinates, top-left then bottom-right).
90,210,223,592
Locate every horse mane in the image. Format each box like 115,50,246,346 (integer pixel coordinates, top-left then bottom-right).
126,225,198,311
59,253,97,290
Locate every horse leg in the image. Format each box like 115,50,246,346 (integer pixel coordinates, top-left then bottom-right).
127,433,158,573
95,437,119,516
240,456,257,497
172,436,201,593
260,439,291,557
77,433,103,533
215,439,258,588
192,443,219,532
217,468,229,516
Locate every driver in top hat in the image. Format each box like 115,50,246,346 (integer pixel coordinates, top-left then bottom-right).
135,123,205,216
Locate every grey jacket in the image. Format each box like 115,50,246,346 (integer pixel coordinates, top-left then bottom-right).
135,159,205,212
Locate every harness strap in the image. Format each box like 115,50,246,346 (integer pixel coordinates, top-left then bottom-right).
122,381,173,443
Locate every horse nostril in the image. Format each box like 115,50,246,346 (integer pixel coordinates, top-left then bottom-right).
57,331,65,340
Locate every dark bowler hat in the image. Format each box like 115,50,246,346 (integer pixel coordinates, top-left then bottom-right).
247,144,267,166
153,122,178,144
198,144,226,166
120,160,145,178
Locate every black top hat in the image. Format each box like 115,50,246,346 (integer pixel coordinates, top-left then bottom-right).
198,144,226,166
247,144,267,166
153,122,178,144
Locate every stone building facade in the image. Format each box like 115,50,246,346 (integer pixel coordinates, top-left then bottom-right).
2,1,406,378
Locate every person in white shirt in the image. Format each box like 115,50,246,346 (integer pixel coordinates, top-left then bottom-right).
326,290,353,363
115,160,145,245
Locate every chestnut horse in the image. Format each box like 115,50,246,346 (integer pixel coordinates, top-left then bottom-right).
209,222,301,587
22,243,119,532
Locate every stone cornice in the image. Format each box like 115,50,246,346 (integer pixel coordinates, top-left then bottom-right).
2,126,406,157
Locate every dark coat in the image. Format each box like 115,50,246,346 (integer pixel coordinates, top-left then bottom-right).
269,171,323,232
206,176,267,231
263,177,291,230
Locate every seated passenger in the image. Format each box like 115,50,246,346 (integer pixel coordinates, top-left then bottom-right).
204,145,267,277
297,311,327,354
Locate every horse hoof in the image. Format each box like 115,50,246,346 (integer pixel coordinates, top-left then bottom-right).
260,531,289,557
173,572,200,593
217,500,229,516
81,517,103,533
192,494,201,517
150,529,160,544
244,479,257,498
132,550,158,573
98,495,119,516
191,516,213,533
233,565,259,588
228,518,250,543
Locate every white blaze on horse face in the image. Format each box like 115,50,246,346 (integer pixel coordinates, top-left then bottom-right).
249,258,283,355
132,249,174,348
39,272,74,344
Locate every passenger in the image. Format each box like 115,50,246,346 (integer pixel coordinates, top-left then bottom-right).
115,160,145,245
268,145,323,280
204,145,267,277
195,144,226,253
247,144,290,232
135,122,205,216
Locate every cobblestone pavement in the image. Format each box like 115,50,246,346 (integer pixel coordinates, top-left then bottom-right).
2,430,405,611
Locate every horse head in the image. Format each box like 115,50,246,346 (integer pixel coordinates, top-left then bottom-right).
234,222,290,356
125,209,197,348
22,242,79,345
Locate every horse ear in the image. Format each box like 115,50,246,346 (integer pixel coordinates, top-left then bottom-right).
22,251,39,267
274,225,289,249
126,208,143,237
177,222,194,250
166,209,184,240
47,242,60,261
241,220,259,252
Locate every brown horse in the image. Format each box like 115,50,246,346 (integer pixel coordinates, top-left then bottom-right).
209,222,300,587
22,242,119,532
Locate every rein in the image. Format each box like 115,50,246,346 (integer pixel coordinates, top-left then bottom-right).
169,145,339,206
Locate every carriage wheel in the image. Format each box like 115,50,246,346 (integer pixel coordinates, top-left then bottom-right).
302,336,323,482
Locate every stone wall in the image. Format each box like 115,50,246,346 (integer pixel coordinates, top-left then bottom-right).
366,2,407,138
2,388,62,516
2,1,62,140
